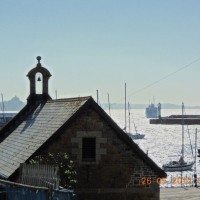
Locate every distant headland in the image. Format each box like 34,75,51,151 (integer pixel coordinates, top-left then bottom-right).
0,96,25,111
101,103,200,110
1,96,200,111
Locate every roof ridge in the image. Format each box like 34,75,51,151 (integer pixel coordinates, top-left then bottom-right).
49,96,92,102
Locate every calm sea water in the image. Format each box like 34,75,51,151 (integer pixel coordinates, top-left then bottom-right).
105,108,200,187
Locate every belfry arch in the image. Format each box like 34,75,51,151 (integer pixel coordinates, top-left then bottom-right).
27,56,52,103
35,72,43,94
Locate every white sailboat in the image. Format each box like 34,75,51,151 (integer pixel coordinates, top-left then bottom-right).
127,102,145,139
162,103,194,172
124,83,145,140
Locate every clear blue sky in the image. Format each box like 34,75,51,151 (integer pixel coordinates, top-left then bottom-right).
0,0,200,105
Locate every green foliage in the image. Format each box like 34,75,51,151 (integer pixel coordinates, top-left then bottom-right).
29,152,77,189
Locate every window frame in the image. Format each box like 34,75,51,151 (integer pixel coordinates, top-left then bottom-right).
82,137,96,162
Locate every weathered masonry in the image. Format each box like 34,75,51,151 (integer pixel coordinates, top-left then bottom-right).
0,57,166,200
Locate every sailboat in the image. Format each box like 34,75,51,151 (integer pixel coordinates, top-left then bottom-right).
162,103,194,172
0,93,6,128
124,83,145,140
127,102,145,139
0,94,17,129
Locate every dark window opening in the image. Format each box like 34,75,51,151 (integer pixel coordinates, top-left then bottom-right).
35,72,43,94
82,137,96,162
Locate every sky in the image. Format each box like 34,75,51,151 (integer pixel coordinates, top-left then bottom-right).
0,0,200,106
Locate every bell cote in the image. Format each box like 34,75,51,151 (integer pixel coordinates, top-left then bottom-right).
27,56,52,103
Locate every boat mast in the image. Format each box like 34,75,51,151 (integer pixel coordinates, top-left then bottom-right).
128,102,138,134
125,83,127,132
1,93,5,124
55,90,57,100
107,93,111,116
128,102,130,133
194,128,197,187
182,102,184,160
96,90,99,104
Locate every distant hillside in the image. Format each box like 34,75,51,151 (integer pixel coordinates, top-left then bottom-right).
101,103,200,110
0,96,25,111
1,97,200,111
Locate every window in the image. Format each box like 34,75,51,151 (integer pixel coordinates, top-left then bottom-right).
82,137,96,162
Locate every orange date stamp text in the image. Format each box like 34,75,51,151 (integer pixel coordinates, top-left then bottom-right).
141,176,199,185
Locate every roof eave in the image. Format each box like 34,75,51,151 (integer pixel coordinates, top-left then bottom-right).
88,99,167,178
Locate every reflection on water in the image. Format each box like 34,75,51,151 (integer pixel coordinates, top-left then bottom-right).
105,109,200,187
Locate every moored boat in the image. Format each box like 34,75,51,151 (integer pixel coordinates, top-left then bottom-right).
162,103,194,172
162,158,194,172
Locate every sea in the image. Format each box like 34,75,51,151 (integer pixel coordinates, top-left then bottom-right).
104,108,200,188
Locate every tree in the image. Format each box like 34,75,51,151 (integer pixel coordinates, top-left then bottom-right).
29,152,77,189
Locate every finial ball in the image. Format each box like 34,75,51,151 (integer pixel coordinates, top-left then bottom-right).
36,56,41,62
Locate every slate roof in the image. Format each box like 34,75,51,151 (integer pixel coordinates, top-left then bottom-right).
0,97,90,178
0,96,166,179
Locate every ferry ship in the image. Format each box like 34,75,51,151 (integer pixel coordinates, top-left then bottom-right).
145,103,161,118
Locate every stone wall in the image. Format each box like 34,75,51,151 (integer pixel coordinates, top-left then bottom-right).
45,107,161,200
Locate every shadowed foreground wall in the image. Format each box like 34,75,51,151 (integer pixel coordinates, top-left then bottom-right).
45,107,161,200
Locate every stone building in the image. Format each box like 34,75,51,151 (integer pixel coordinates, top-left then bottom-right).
0,57,166,200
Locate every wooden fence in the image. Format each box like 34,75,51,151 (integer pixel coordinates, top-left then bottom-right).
0,164,74,200
18,164,60,189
